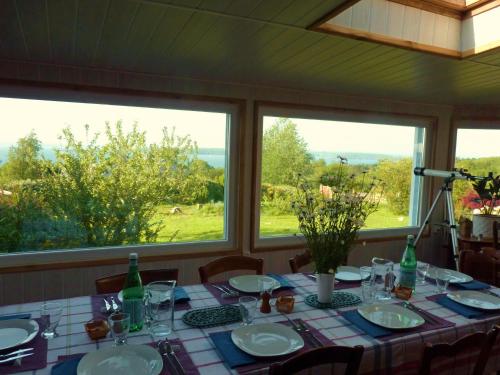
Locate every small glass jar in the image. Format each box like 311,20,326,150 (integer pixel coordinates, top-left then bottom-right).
276,296,295,313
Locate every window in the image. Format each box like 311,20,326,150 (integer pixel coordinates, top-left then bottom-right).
255,105,430,243
0,93,238,256
453,126,500,218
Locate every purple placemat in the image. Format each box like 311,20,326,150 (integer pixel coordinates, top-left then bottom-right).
302,273,361,290
91,292,191,320
0,318,48,374
234,319,331,374
55,339,198,375
205,282,296,305
339,304,455,341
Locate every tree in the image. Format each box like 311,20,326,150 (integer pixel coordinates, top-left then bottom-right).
375,158,413,215
0,131,45,184
262,118,312,185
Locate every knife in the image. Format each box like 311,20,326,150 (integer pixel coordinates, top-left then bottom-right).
296,319,324,348
0,353,34,364
166,341,185,375
159,341,179,375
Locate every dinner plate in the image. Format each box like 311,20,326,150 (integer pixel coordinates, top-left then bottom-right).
335,266,363,281
231,323,304,357
0,319,39,351
77,344,163,375
426,268,473,284
118,289,171,304
357,304,425,330
228,275,280,293
447,290,500,310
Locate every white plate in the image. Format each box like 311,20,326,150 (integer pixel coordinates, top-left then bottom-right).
357,304,425,330
231,323,304,357
228,275,280,293
77,344,163,375
335,266,362,281
118,289,171,304
0,319,39,351
426,268,473,284
447,290,500,310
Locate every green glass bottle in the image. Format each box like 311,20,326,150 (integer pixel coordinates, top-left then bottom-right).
122,253,144,332
399,235,417,290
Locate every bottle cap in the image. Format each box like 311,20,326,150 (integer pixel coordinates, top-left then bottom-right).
129,253,138,260
407,235,414,240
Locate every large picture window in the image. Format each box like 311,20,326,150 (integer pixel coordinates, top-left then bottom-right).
0,95,236,254
255,106,429,242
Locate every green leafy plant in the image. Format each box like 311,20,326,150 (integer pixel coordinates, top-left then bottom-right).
291,157,383,274
471,173,500,215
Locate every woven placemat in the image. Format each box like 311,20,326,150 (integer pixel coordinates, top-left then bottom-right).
182,305,242,328
304,291,361,309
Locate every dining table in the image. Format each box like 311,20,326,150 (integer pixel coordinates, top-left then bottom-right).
1,267,500,375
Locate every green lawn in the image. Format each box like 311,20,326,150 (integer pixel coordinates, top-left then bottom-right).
155,203,408,242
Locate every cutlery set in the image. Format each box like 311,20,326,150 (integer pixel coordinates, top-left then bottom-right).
211,284,240,298
0,347,34,364
159,340,185,375
101,296,120,314
402,302,440,325
283,315,323,348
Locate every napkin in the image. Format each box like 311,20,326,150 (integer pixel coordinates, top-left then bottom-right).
174,287,190,303
267,273,295,289
0,313,31,321
435,295,484,319
209,331,256,368
454,280,490,290
342,310,393,338
50,355,84,375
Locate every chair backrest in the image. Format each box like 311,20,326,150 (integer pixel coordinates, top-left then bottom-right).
198,255,264,283
95,268,179,294
494,220,499,250
289,251,312,273
268,345,364,375
418,325,499,375
459,250,498,285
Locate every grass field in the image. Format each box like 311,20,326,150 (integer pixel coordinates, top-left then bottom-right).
155,203,408,242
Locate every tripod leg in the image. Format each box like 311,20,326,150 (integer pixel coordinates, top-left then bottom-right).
415,187,445,246
445,188,460,270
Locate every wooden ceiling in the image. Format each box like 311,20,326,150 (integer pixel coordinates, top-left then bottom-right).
0,0,500,106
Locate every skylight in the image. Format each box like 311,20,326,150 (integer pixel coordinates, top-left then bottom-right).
310,0,500,58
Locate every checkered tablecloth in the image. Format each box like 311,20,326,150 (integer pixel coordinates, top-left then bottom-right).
2,273,500,375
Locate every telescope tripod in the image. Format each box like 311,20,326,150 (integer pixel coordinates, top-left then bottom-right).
414,178,460,270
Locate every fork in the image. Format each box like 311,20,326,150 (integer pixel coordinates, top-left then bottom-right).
110,296,120,312
296,319,324,347
0,348,33,359
283,315,321,348
211,284,239,297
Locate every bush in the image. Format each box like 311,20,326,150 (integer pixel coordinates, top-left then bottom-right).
261,183,295,215
197,201,225,216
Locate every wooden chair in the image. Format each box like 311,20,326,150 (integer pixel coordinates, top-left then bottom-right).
289,250,312,273
418,325,499,375
459,250,499,286
268,345,364,375
198,255,263,283
95,268,179,294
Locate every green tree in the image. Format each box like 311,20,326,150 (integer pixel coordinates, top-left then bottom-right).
0,131,45,184
375,158,413,215
262,118,312,185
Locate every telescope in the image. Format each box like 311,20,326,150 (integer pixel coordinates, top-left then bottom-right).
414,167,483,181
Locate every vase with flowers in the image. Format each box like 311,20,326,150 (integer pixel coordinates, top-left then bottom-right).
470,173,500,238
291,157,383,303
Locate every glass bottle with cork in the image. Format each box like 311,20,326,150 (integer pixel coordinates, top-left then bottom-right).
399,235,417,291
122,253,144,332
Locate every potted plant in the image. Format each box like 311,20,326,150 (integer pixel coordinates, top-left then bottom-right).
471,173,500,238
291,157,382,303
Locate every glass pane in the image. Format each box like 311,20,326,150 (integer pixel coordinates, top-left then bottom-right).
453,128,500,218
259,116,425,237
0,97,228,253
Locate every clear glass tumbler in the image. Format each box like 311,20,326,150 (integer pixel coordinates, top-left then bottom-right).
359,266,372,281
145,280,176,329
40,302,63,339
239,296,258,325
108,312,130,346
435,269,451,293
416,261,430,285
371,258,395,301
361,280,375,305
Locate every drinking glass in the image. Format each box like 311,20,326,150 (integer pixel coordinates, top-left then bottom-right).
435,269,451,293
145,280,176,330
361,280,375,304
359,266,372,281
371,258,395,301
416,261,430,285
40,302,63,339
239,296,257,325
108,312,130,346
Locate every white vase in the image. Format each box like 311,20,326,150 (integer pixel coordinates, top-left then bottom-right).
317,273,335,303
472,214,498,238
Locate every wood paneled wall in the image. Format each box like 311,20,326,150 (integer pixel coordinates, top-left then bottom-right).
0,59,459,306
